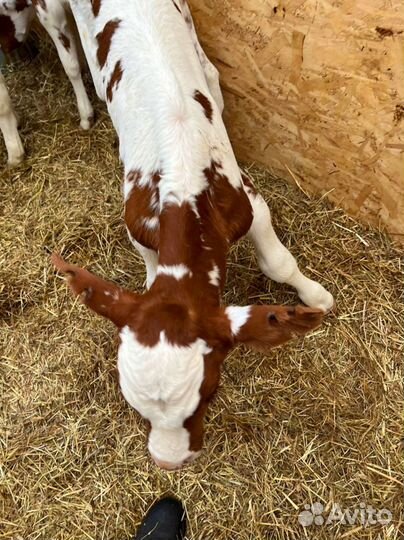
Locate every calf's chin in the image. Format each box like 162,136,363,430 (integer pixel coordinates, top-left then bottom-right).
148,426,200,470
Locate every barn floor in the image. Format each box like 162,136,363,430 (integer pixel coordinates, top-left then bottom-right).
1,49,403,540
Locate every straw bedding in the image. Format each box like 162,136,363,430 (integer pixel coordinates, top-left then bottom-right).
0,48,403,540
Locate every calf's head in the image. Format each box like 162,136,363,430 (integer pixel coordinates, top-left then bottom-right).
52,254,323,470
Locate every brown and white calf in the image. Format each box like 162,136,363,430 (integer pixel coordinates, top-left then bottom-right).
0,0,93,165
52,0,334,470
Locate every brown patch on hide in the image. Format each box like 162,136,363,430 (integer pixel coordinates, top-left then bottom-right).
14,0,30,11
91,0,102,16
194,90,213,122
155,200,226,307
184,401,208,452
106,60,123,102
157,202,201,267
202,161,253,243
131,300,198,348
125,170,160,251
96,19,121,68
154,163,252,302
59,32,70,51
0,15,19,53
184,336,232,451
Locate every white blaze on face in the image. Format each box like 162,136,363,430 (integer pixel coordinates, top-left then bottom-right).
118,327,210,466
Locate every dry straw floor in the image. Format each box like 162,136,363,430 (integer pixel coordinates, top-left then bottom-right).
1,49,403,540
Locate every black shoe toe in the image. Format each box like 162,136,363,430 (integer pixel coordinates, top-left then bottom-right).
133,496,186,540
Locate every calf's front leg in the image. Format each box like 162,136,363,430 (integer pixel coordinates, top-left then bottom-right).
244,181,334,312
0,73,24,166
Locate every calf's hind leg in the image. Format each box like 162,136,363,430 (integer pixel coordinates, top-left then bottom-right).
244,179,334,312
0,73,24,166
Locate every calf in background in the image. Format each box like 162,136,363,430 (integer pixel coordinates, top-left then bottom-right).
0,0,93,166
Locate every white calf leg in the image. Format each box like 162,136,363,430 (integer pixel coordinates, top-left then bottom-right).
246,189,334,312
126,230,158,290
0,73,24,166
34,0,93,129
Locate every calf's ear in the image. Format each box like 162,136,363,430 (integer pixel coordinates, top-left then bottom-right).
225,304,323,352
51,254,140,328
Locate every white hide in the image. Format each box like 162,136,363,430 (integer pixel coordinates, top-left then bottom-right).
118,327,209,464
68,0,243,210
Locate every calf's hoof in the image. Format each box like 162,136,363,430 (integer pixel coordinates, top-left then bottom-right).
7,152,24,167
299,282,335,313
80,113,95,130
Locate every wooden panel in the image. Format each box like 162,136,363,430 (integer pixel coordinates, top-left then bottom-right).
188,0,404,240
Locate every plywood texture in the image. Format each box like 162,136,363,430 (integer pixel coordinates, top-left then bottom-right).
188,0,404,239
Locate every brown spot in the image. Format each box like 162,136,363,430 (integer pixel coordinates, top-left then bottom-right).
96,19,121,68
194,90,213,122
172,0,181,13
15,0,30,11
125,170,160,251
91,0,101,16
59,32,70,51
375,26,402,38
0,15,19,53
151,171,161,185
106,60,123,102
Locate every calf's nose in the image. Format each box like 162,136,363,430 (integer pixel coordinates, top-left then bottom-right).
151,451,199,471
152,456,184,471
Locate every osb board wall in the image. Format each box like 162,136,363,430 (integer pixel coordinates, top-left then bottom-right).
188,0,404,240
